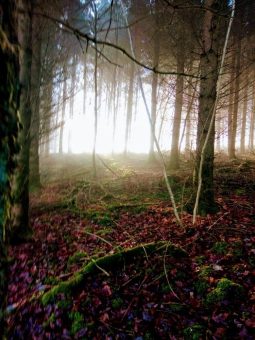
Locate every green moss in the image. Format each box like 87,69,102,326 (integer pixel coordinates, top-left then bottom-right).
41,241,187,305
68,311,85,336
111,297,123,309
211,241,228,255
44,276,59,285
86,211,113,226
183,324,204,339
67,251,87,266
205,278,245,306
198,265,213,279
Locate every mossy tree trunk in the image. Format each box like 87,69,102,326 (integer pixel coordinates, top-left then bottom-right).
0,0,20,330
12,0,33,240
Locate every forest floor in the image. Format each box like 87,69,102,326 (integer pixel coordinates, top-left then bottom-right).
6,154,255,339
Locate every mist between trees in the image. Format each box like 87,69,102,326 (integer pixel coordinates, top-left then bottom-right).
1,0,255,334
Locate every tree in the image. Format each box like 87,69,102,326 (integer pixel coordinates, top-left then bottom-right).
0,0,20,330
30,11,42,188
194,0,227,215
12,0,33,240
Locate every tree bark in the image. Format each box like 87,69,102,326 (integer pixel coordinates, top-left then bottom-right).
169,51,184,169
249,70,255,151
59,62,67,154
229,36,241,159
240,73,248,154
124,62,135,157
194,0,222,215
12,0,33,239
30,13,42,188
0,0,20,331
149,6,160,162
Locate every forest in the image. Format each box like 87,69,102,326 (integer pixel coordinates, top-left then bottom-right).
1,0,255,338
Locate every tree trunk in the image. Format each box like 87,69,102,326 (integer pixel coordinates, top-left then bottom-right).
68,55,77,153
185,80,196,157
0,0,20,331
227,51,236,156
30,14,42,188
12,0,33,239
83,53,87,115
240,73,248,154
59,63,67,154
149,14,160,161
169,51,184,169
229,37,241,159
194,0,222,215
92,45,98,178
249,70,255,151
124,62,135,157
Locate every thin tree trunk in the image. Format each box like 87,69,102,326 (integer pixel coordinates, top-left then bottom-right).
149,15,160,161
249,73,255,150
227,51,236,156
68,55,76,153
83,53,87,115
124,62,135,156
169,51,185,169
92,8,98,178
0,0,20,331
30,14,42,188
229,37,241,159
240,73,248,153
59,63,67,154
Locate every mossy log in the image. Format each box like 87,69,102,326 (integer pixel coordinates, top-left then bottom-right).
41,241,187,306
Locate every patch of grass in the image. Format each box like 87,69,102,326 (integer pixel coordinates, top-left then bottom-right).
68,311,86,336
86,211,113,226
211,241,229,255
67,251,87,266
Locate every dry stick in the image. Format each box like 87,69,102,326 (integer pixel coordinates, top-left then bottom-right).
120,2,182,228
192,1,236,224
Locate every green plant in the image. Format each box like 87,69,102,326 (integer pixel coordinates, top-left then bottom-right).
111,297,123,309
198,265,213,279
68,311,85,336
211,241,229,255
